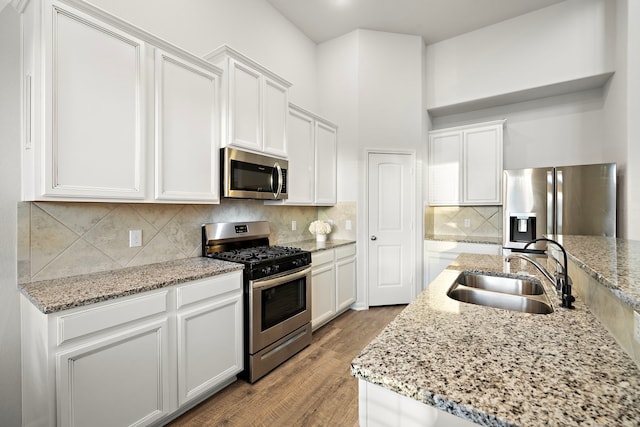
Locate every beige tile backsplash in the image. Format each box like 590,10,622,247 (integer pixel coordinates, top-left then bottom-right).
18,200,356,283
425,205,502,238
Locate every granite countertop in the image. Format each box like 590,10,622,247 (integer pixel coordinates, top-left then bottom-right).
351,252,640,426
548,235,640,311
425,233,503,245
283,238,356,253
19,258,244,314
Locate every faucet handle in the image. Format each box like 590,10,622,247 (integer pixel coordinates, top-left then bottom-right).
557,275,575,309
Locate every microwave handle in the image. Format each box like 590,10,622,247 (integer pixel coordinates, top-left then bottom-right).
274,162,283,198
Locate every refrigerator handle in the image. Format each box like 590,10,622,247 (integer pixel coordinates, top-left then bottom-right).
546,170,555,235
556,169,563,235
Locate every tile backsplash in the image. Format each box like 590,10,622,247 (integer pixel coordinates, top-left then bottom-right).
18,200,356,283
425,205,502,239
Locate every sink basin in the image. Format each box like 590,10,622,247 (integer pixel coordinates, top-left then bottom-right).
455,272,544,295
447,271,554,314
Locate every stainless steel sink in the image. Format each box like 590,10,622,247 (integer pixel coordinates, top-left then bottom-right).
455,271,544,295
447,271,554,314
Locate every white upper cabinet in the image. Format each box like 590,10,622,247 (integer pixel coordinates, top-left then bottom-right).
428,120,504,206
276,104,338,206
19,0,223,203
205,45,291,159
154,50,221,203
314,120,338,205
463,124,503,204
22,0,146,200
286,106,316,204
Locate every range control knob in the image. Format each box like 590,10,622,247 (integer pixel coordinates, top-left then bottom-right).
261,267,271,276
272,265,280,273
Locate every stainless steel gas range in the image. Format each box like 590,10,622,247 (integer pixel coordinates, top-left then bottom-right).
202,221,312,383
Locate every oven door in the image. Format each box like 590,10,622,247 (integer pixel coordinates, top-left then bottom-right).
249,265,311,354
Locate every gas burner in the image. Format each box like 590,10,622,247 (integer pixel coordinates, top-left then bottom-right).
214,245,304,263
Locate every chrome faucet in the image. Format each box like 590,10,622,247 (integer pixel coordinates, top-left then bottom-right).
505,238,575,309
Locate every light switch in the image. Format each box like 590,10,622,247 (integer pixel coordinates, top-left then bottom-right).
346,220,352,230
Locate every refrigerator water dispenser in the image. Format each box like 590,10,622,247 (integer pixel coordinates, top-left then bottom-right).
509,213,536,243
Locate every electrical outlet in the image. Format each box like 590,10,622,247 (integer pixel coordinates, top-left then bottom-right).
291,220,297,231
634,311,640,343
346,220,352,230
129,229,142,248
464,218,471,228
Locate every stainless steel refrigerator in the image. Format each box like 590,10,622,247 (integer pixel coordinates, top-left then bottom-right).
502,163,616,252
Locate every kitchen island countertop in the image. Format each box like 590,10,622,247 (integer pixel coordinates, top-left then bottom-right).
351,252,640,426
548,235,640,311
19,257,243,314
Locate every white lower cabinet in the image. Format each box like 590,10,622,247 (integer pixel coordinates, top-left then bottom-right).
176,275,243,407
311,244,356,330
56,317,172,427
358,379,477,427
311,250,336,329
424,240,502,286
21,270,243,427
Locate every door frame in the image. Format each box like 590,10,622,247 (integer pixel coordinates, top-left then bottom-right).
356,149,423,309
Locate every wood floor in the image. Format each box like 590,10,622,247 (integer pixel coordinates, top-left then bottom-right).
166,305,405,427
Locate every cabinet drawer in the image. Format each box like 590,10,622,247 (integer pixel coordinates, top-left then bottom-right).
57,291,168,345
176,271,242,309
335,244,356,260
312,249,334,266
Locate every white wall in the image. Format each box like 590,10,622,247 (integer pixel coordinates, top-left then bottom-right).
432,87,607,170
0,6,22,426
425,0,640,239
318,30,425,308
426,0,615,109
317,32,359,202
88,0,318,109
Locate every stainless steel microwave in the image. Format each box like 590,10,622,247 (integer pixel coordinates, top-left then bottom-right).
221,147,288,200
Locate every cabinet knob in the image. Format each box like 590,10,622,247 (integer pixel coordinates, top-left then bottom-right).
370,235,377,241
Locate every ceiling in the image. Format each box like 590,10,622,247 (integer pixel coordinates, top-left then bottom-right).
266,0,566,44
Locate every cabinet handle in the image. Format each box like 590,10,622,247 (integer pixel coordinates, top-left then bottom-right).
25,75,32,149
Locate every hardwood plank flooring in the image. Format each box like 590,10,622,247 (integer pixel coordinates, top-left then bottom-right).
166,305,405,427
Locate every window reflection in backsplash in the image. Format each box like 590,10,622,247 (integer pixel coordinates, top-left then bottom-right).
424,206,502,239
18,200,356,284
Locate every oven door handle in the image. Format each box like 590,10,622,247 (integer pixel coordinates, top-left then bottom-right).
251,265,311,290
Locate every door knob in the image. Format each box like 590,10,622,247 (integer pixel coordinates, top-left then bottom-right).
370,235,377,241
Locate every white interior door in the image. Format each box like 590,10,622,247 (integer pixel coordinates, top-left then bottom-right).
368,152,415,306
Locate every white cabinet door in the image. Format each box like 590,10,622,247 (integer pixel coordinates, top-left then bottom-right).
428,120,504,206
285,106,315,204
263,78,288,157
155,50,221,202
426,252,459,285
314,120,338,205
463,125,503,204
229,59,262,152
40,2,145,199
175,272,243,406
56,319,172,427
206,46,291,158
424,241,502,285
177,293,242,406
428,131,462,205
335,245,356,312
311,250,336,330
